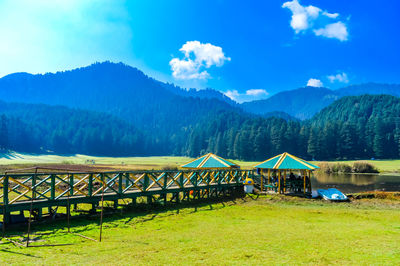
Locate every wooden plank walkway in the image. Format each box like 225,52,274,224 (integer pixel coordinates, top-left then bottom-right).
0,169,254,222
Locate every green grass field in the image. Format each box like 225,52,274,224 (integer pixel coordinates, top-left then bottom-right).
0,195,399,265
1,152,399,173
0,152,258,172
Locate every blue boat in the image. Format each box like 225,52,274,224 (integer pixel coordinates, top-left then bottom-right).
317,188,348,201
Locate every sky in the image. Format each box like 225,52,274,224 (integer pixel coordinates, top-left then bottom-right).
0,0,399,103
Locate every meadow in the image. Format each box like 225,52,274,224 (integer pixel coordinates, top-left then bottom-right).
0,194,399,265
0,153,399,264
1,152,400,173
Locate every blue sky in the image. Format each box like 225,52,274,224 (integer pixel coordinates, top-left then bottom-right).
0,0,399,102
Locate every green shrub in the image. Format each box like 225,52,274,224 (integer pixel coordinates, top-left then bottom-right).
352,161,379,173
317,162,352,173
317,162,333,173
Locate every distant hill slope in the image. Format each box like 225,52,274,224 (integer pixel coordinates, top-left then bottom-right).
311,94,400,125
241,83,400,120
336,83,400,97
241,86,338,120
0,100,148,156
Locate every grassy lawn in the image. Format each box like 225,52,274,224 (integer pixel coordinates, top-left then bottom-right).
0,152,258,172
1,195,399,265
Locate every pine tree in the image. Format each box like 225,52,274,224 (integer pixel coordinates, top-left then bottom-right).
373,119,385,158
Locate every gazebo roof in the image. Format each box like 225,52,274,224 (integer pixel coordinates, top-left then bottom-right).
181,153,239,169
254,152,319,170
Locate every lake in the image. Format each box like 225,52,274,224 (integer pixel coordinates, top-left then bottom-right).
311,172,400,193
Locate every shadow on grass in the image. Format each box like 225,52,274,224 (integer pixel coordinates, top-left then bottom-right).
0,248,41,258
2,193,245,244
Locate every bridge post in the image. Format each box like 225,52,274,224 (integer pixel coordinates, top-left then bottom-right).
69,174,74,196
88,174,93,197
2,175,10,224
51,174,55,200
32,173,36,200
118,173,123,195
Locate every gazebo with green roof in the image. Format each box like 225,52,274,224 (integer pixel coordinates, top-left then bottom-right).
254,152,319,194
181,153,239,169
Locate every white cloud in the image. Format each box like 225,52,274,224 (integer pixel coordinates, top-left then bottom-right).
323,11,339,19
327,72,349,83
225,89,269,103
246,89,269,96
170,41,230,80
307,78,323,87
314,22,348,41
225,90,240,101
282,0,349,41
282,0,321,33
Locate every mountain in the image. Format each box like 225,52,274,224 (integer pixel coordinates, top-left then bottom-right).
0,62,246,155
1,62,400,160
336,83,400,97
241,83,400,120
241,86,338,120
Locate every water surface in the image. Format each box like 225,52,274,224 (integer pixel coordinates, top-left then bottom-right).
311,172,400,193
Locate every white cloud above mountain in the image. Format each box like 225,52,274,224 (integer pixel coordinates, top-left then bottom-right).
307,78,323,87
225,89,269,103
282,0,349,41
170,41,230,80
327,72,349,83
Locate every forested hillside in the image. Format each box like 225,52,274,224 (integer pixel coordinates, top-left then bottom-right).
0,101,149,156
0,62,241,154
186,95,400,160
1,62,400,160
308,95,400,159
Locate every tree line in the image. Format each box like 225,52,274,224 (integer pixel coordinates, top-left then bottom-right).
184,95,400,160
1,95,400,161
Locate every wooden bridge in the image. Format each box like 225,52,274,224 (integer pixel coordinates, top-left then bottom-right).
0,169,255,224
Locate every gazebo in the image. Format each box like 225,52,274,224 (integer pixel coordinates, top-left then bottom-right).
181,153,239,169
254,152,319,194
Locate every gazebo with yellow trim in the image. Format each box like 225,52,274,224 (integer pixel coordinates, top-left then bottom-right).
181,153,239,169
254,152,319,194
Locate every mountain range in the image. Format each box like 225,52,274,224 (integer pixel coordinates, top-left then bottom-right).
242,83,400,120
2,62,399,121
0,61,399,160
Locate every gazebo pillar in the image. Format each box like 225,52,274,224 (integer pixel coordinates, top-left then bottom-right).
284,170,287,193
260,169,263,192
278,170,281,194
